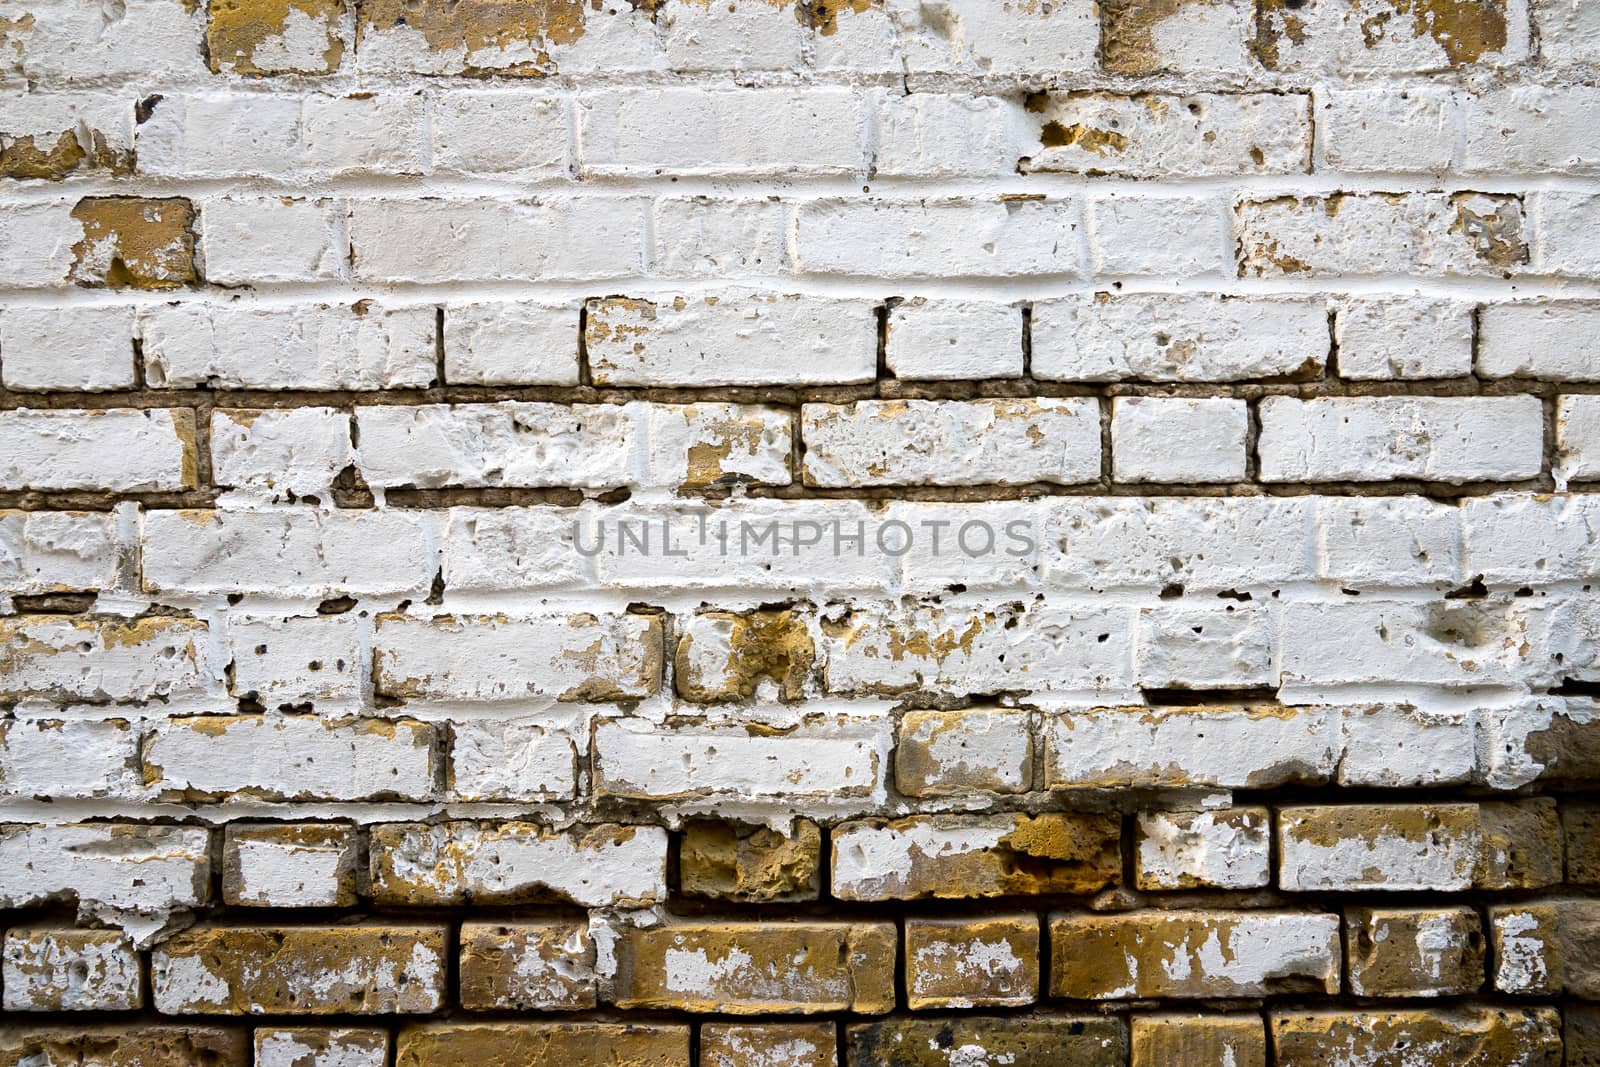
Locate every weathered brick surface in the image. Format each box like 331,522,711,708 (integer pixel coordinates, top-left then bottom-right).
5,0,1598,1051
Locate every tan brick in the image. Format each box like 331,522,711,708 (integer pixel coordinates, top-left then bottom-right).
369,821,667,908
1131,1015,1266,1067
612,921,895,1015
1346,907,1484,997
0,1026,248,1067
2,926,141,1011
1568,803,1600,884
846,1017,1127,1067
222,823,358,907
1490,899,1600,997
0,123,130,181
1480,798,1563,889
395,1024,688,1067
152,924,447,1015
1050,911,1340,999
459,921,596,1011
256,1029,388,1067
1270,1009,1562,1067
68,197,196,289
894,708,1032,796
700,1024,835,1067
679,820,821,903
207,0,345,75
904,915,1039,1010
675,609,814,703
1571,1006,1600,1067
831,813,1120,901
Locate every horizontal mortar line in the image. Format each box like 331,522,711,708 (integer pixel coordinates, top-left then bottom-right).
10,171,1600,202
1,275,1597,305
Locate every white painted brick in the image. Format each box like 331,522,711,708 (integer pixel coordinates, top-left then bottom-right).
895,708,1033,796
579,88,861,176
792,197,1081,279
1088,195,1225,277
1257,0,1530,71
0,510,117,593
256,1030,387,1067
200,197,345,285
139,302,435,390
0,408,195,492
587,294,876,386
355,402,636,490
370,820,668,907
653,196,789,278
1479,301,1600,380
443,301,580,386
0,306,136,391
212,408,352,499
1315,496,1462,588
1338,705,1476,788
222,824,358,908
350,197,646,283
135,93,427,179
0,203,77,288
1463,87,1600,174
1258,396,1543,484
1530,191,1600,278
2,926,141,1011
822,600,1135,698
1480,698,1600,788
587,499,900,597
0,823,210,945
0,93,133,175
1135,601,1273,689
1334,296,1474,380
1102,0,1253,75
889,0,1099,75
372,612,661,703
1278,598,1554,691
1044,496,1317,592
0,717,139,799
888,499,1043,593
659,0,804,70
593,715,890,810
1111,397,1247,484
440,506,588,593
1136,809,1271,890
429,91,566,176
0,615,207,704
1278,805,1483,892
1021,92,1310,177
884,298,1022,380
1238,192,1527,277
140,507,435,597
3,0,207,85
1461,494,1600,584
1558,395,1600,482
1537,0,1600,67
873,92,1021,177
802,399,1101,488
1045,706,1341,789
644,402,793,489
1317,87,1457,173
228,614,362,707
143,714,435,802
1034,293,1327,383
448,719,578,802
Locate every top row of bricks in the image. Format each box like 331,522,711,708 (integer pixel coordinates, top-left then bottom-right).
3,0,1597,84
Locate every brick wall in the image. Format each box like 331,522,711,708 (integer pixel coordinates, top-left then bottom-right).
1,0,1598,1064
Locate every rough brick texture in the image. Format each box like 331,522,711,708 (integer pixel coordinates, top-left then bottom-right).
0,0,1593,1061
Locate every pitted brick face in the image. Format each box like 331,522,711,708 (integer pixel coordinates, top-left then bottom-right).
1,0,1597,1057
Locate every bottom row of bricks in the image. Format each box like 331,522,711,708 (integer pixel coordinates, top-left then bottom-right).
0,1009,1584,1066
